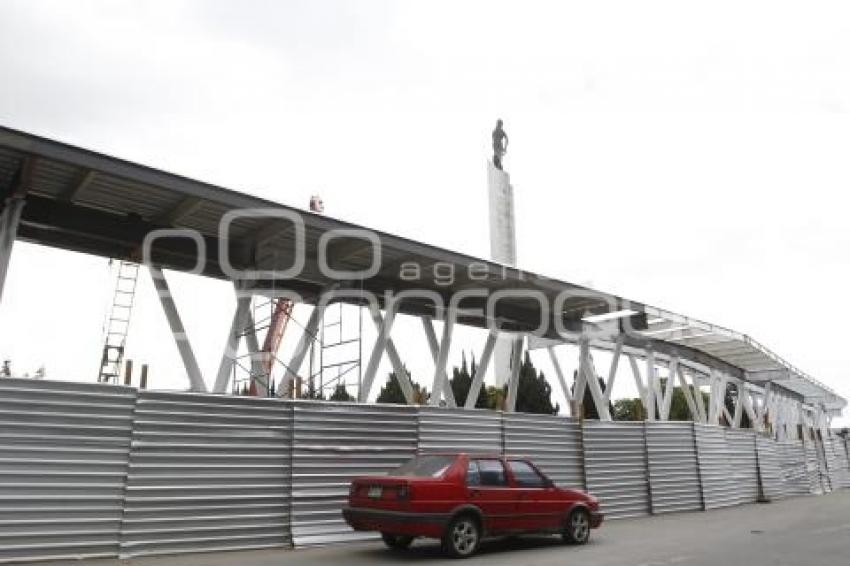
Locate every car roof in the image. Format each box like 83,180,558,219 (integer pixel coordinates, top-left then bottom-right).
415,452,528,460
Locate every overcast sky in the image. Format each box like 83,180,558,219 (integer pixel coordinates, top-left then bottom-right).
1,0,848,424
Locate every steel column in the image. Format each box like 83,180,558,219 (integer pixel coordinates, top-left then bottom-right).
504,334,524,412
371,308,416,405
425,315,457,407
0,197,24,307
546,346,573,410
148,266,207,392
464,328,498,409
212,290,253,393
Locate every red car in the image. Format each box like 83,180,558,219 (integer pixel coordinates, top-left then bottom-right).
342,453,603,558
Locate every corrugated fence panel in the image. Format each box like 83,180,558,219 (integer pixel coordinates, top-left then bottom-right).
695,425,738,509
825,437,848,490
291,402,417,547
755,436,786,501
119,391,291,558
502,413,584,490
842,438,850,488
417,407,502,453
0,378,136,563
645,422,702,514
582,421,650,519
779,440,810,496
725,430,759,505
804,440,824,495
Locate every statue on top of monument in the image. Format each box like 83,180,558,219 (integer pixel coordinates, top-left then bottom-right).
492,119,509,170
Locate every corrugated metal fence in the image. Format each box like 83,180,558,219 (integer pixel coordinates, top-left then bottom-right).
503,413,584,490
645,422,702,514
120,391,292,558
289,402,417,546
755,436,786,501
582,421,650,519
0,378,845,563
0,379,136,563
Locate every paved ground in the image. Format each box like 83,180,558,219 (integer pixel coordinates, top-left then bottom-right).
44,490,850,566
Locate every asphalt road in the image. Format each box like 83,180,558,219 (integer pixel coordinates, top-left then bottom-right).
44,489,850,566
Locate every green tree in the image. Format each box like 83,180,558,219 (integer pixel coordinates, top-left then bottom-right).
376,367,428,405
613,398,645,421
573,371,613,419
329,383,355,402
514,351,559,415
448,353,489,409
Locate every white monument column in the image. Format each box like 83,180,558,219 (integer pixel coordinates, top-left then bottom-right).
487,161,518,387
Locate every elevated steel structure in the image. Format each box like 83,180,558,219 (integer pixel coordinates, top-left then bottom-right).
0,125,844,434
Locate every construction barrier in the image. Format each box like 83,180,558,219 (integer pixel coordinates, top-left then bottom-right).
582,421,651,519
120,391,292,558
0,378,845,563
755,436,787,501
290,402,417,547
503,412,584,490
725,429,760,506
0,379,136,563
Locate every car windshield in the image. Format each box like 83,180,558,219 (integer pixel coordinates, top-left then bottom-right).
392,455,455,478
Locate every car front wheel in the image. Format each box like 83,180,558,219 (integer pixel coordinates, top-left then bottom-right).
563,508,591,544
381,532,414,550
443,515,481,558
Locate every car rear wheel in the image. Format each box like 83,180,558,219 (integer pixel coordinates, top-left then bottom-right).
443,515,481,558
562,508,591,544
381,532,414,550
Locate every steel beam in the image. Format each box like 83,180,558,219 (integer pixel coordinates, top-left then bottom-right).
0,197,24,307
580,341,611,420
547,346,573,405
212,288,254,393
645,350,657,420
149,266,207,392
424,315,457,407
504,334,524,412
659,357,678,420
603,335,623,404
464,329,498,409
371,309,416,405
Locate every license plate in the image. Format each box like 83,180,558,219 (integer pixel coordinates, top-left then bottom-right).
367,486,383,499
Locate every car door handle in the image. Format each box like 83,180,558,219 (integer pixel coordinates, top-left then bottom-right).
470,489,481,498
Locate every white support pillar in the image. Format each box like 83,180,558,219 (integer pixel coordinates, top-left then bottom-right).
547,346,573,410
627,354,649,416
464,329,498,409
659,357,678,421
504,334,524,412
373,309,416,405
424,315,457,407
0,197,25,307
213,291,253,393
676,366,700,422
741,386,759,431
603,335,623,405
583,345,612,420
279,301,326,398
645,350,657,421
149,266,207,392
